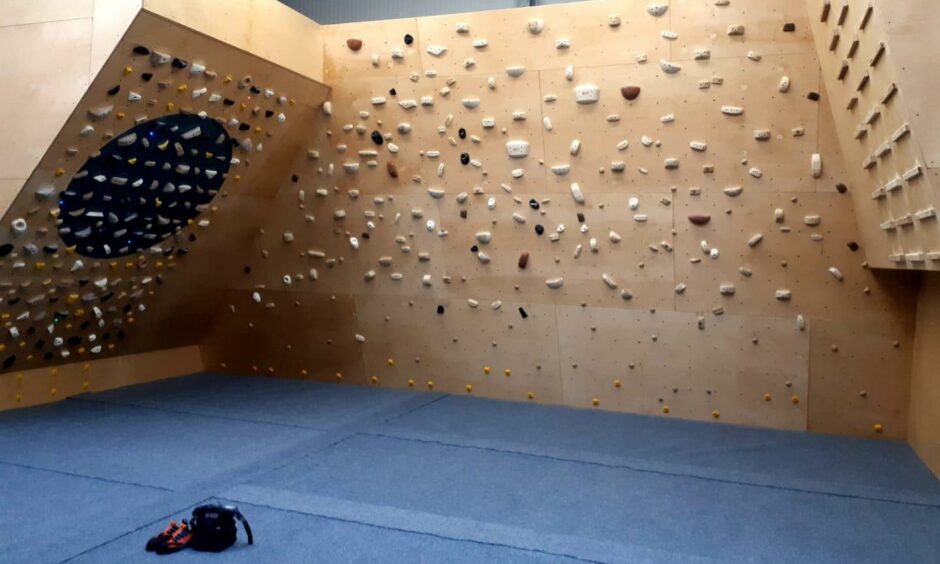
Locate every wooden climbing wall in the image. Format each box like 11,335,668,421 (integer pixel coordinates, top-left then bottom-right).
202,0,921,437
0,4,329,407
805,0,940,270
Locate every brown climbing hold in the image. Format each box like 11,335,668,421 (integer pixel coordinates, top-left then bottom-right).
621,86,641,100
347,38,363,51
688,214,711,225
518,251,529,269
387,162,398,178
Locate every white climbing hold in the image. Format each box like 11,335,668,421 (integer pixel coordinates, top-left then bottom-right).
660,60,681,73
475,231,492,244
427,45,447,56
811,153,823,178
828,267,844,281
775,289,792,301
526,18,545,34
629,197,640,210
10,218,27,236
779,76,791,92
748,233,763,247
804,215,821,226
462,97,480,109
647,4,668,16
570,183,585,204
546,277,564,289
506,140,530,158
723,186,744,197
602,273,618,288
322,101,332,115
721,106,744,115
506,65,526,77
574,84,600,104
570,139,581,155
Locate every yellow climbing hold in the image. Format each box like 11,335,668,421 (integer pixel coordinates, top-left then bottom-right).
387,358,394,366
54,168,65,177
123,66,133,75
874,423,883,434
504,368,512,377
166,102,175,112
483,366,491,375
527,392,534,400
371,375,379,385
465,384,473,393
592,398,600,406
223,75,233,84
613,379,621,388
426,381,434,389
763,393,772,402
662,406,670,414
50,388,57,397
712,411,721,419
791,395,800,404
116,112,125,119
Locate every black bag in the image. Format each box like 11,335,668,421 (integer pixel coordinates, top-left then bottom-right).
188,503,253,552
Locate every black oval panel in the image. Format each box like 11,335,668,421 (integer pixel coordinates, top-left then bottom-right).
58,114,232,258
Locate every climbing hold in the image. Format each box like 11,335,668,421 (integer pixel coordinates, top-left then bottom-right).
574,84,600,104
518,252,529,269
647,4,668,16
570,183,585,204
621,86,641,100
546,277,564,289
525,18,544,34
811,153,823,178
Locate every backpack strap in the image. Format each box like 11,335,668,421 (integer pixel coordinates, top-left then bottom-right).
234,508,253,545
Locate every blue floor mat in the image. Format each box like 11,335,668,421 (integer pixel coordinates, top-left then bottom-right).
376,395,940,497
82,373,438,430
252,433,940,564
0,399,321,490
0,463,172,564
68,500,570,564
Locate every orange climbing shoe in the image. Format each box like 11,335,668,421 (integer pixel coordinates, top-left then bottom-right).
145,520,180,552
156,520,193,554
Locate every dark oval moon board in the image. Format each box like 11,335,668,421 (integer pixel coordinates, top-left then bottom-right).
58,113,233,258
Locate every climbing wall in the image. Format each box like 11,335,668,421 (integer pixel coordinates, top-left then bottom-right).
806,0,940,270
202,0,921,437
0,4,329,408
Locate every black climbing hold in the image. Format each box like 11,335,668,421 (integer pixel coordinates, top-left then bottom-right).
807,91,820,101
189,233,197,242
460,153,470,165
107,85,121,96
43,352,53,360
291,174,299,183
239,123,251,131
133,45,151,55
2,355,15,369
835,183,848,194
0,243,13,257
223,98,236,106
141,73,153,82
250,86,261,95
470,245,479,253
848,241,860,252
535,224,544,235
176,248,188,256
404,34,414,45
458,128,466,139
171,58,188,69
265,110,274,118
371,130,384,145
42,244,58,254
35,339,45,350
436,305,445,315
518,307,528,319
361,232,370,240
528,199,540,210
576,212,585,222
53,312,68,324
460,209,467,219
389,88,397,96
244,266,252,274
26,326,35,335
783,23,796,32
67,336,82,346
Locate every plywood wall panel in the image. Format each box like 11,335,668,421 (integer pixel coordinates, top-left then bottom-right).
556,305,809,430
414,1,668,78
670,0,814,61
805,0,940,269
0,0,94,27
356,294,564,404
0,18,93,180
909,275,940,478
808,317,912,439
322,19,423,82
673,189,919,327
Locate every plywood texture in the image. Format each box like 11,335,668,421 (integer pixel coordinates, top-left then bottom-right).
0,7,329,386
143,0,325,82
805,0,940,270
0,0,94,27
909,275,940,478
191,0,921,437
0,345,203,411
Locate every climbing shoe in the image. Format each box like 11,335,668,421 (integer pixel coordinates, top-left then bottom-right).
145,520,180,552
155,520,192,554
